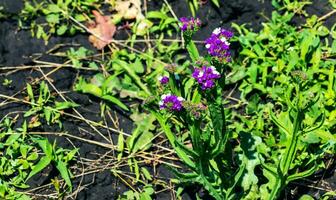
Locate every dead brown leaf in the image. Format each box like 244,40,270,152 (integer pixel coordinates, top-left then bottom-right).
87,10,116,49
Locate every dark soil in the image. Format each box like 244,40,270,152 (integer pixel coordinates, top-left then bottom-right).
0,0,335,199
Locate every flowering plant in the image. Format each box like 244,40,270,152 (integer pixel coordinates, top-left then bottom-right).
149,14,334,200
150,17,241,199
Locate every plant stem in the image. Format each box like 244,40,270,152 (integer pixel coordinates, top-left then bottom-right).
283,110,302,175
269,106,303,199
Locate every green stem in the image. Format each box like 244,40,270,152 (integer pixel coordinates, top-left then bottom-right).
269,85,303,200
269,110,302,200
268,176,284,200
282,110,302,176
270,107,303,199
198,157,224,200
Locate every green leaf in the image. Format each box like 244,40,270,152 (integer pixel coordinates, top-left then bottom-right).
114,60,150,96
47,4,62,13
64,149,78,162
55,101,79,110
141,167,152,181
56,25,67,35
101,95,129,111
5,133,21,145
185,39,200,63
55,161,72,190
241,49,258,58
211,0,220,7
316,25,329,36
153,112,196,170
27,156,51,180
146,11,167,19
131,58,145,74
75,78,103,97
46,14,60,24
74,14,86,22
300,33,314,60
331,40,336,54
134,159,140,182
299,194,314,200
26,83,35,103
34,138,53,159
117,133,124,152
238,132,262,192
127,114,155,153
27,152,39,161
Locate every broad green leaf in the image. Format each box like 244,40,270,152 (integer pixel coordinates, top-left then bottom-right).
239,132,262,192
127,114,155,153
5,133,21,145
34,138,53,159
27,156,51,180
46,14,60,24
300,33,314,60
186,40,199,62
57,25,67,35
47,4,62,13
74,14,86,22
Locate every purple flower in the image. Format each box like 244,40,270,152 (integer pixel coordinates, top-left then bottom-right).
192,65,221,90
159,94,184,111
158,76,169,85
179,17,201,32
205,28,233,61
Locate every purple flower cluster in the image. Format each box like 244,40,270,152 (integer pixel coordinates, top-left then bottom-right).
179,17,201,32
192,65,221,90
159,94,184,111
205,28,233,60
158,76,169,85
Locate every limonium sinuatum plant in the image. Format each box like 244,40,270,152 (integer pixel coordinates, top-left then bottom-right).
150,17,244,200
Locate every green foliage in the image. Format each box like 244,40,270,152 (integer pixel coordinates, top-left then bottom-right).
152,3,336,199
20,0,101,42
2,79,12,86
13,0,336,198
118,185,154,200
272,0,312,16
66,47,94,69
25,81,78,128
152,33,243,199
0,118,76,199
227,6,336,200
